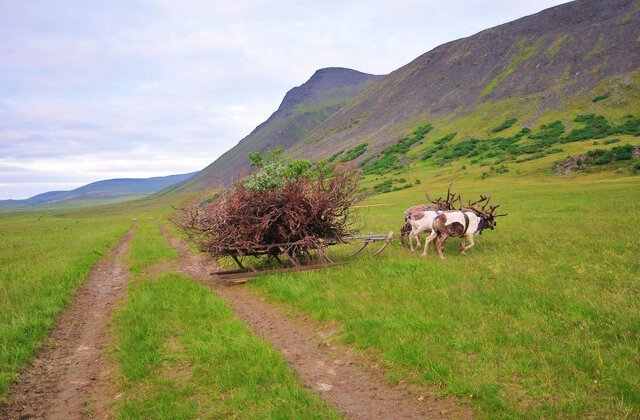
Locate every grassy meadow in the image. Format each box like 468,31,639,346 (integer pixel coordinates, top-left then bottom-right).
0,107,638,417
113,217,338,418
249,157,640,417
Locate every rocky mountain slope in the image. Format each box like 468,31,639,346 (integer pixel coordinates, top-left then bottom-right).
290,0,640,161
180,0,640,191
178,67,382,191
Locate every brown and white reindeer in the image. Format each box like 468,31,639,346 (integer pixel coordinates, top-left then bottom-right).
426,195,507,259
401,184,461,253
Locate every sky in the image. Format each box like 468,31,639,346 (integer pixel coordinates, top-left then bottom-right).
0,0,570,200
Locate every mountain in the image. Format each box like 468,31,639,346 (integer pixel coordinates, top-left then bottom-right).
0,172,196,209
288,0,640,161
182,0,639,190
177,67,382,191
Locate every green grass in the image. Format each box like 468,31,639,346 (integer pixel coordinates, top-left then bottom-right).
0,211,130,398
128,219,177,274
249,172,640,417
480,37,543,98
113,218,338,418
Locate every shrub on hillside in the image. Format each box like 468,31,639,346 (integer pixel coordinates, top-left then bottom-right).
491,118,517,133
340,143,368,162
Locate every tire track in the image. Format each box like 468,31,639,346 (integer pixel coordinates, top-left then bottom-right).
162,226,471,419
0,222,136,420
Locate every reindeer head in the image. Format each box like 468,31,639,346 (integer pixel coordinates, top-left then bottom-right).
465,195,507,232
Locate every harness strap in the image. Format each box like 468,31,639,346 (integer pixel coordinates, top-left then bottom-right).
461,211,470,235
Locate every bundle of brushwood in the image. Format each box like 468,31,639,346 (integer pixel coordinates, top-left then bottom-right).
175,169,359,259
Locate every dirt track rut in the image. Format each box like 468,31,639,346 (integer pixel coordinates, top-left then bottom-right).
163,227,471,419
0,223,135,420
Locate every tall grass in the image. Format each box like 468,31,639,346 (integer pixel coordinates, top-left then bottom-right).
127,219,177,273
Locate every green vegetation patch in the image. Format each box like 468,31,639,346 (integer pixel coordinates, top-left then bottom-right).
480,37,543,98
369,178,413,195
490,118,518,133
418,114,640,170
340,143,368,162
587,143,637,165
362,124,432,175
592,93,610,103
128,221,177,274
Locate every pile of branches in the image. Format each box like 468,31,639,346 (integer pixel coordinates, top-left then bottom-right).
174,170,359,258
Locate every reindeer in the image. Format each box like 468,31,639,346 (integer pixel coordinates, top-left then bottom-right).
427,195,507,259
401,184,462,253
400,204,429,248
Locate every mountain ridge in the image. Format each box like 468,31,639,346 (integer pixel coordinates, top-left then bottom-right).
176,67,383,191
0,172,196,209
288,0,640,161
181,0,639,191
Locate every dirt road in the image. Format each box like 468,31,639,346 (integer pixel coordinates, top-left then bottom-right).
0,224,135,420
163,227,471,419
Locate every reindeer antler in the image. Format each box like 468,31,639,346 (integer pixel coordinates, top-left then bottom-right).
480,195,491,211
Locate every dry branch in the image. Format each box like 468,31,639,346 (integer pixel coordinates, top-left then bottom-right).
173,170,359,259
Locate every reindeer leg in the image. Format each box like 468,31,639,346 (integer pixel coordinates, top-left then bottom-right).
461,234,475,254
422,230,437,257
436,235,447,260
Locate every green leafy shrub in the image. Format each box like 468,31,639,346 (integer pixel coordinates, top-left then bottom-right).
563,114,613,142
604,138,621,145
363,124,432,174
422,133,456,160
491,118,517,133
616,115,640,136
586,144,635,165
359,155,377,167
363,154,403,175
592,93,609,102
326,150,344,163
381,124,433,156
529,121,565,145
441,138,479,159
371,178,413,194
244,148,312,192
480,164,509,179
340,143,368,162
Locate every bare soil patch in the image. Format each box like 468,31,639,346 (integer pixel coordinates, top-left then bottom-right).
162,226,471,419
0,223,136,420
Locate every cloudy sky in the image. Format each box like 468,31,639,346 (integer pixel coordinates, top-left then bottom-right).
0,0,569,199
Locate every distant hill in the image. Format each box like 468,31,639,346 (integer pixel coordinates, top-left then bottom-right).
0,172,196,209
176,67,382,192
181,0,640,190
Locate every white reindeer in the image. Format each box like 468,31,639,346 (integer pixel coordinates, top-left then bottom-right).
407,209,442,256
